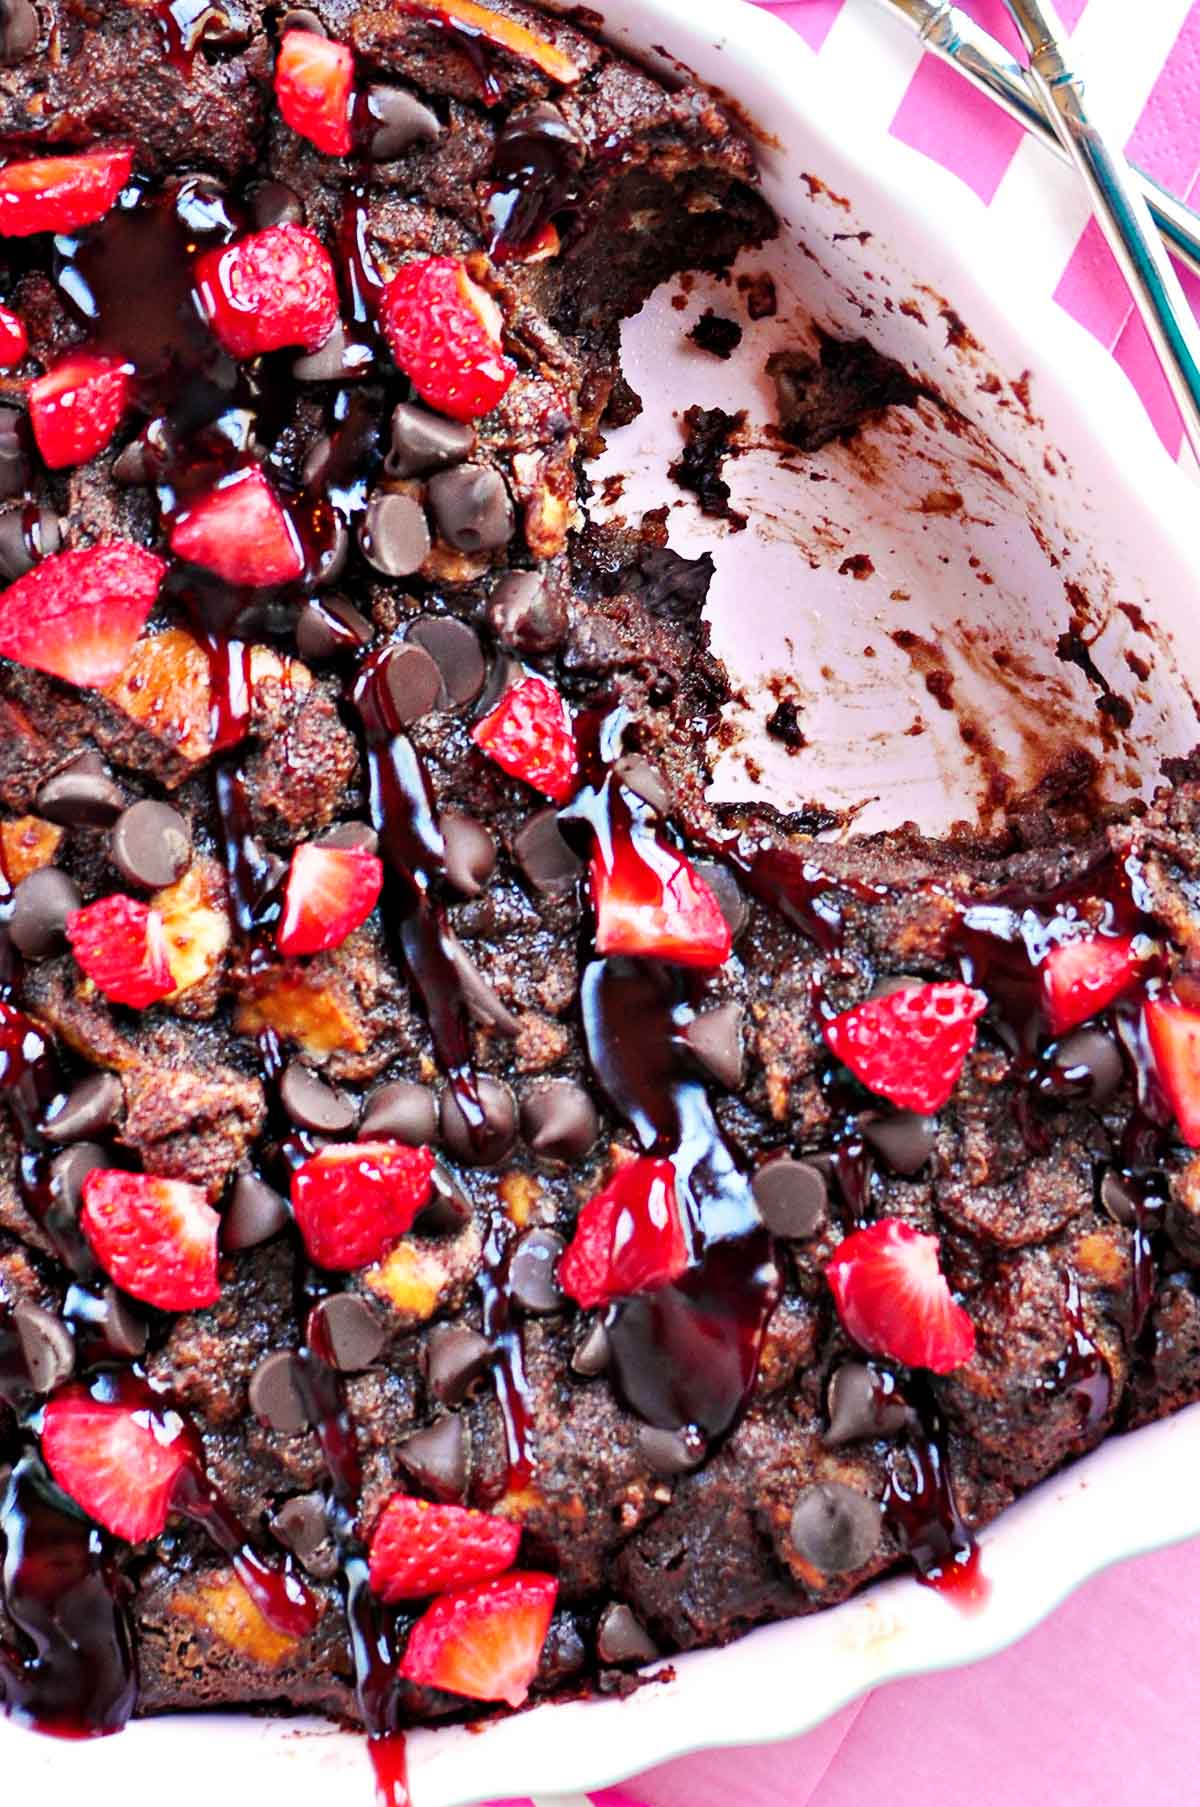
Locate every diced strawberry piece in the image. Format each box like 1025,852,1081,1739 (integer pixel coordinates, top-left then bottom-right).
170,466,303,588
0,543,166,689
195,223,340,360
0,302,28,368
41,1389,190,1543
65,894,176,1010
557,1156,689,1309
471,674,577,802
369,1495,521,1602
1042,933,1144,1036
826,1217,976,1374
275,29,355,156
291,1141,436,1271
29,353,129,469
823,981,987,1113
590,835,731,969
0,147,133,238
277,842,384,957
81,1170,220,1312
399,1571,558,1709
398,0,581,86
1145,994,1200,1146
380,255,517,423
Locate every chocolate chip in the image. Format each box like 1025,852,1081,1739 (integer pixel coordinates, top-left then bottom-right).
472,650,520,719
406,616,486,708
752,1159,828,1240
109,800,192,891
309,1293,387,1371
439,1076,517,1165
317,820,379,854
414,1166,472,1236
521,1080,598,1163
295,594,372,660
36,754,124,828
424,1324,493,1406
0,0,38,64
385,403,475,481
279,1062,357,1135
486,570,568,654
440,810,496,897
249,1351,312,1435
0,407,30,498
92,1285,149,1361
444,937,519,1037
1100,1169,1137,1226
380,641,442,724
0,504,60,581
427,464,513,554
862,1111,938,1176
596,1602,659,1666
637,1424,707,1477
395,1416,467,1501
513,807,581,896
359,1079,438,1146
280,7,325,34
825,1362,913,1447
13,1302,74,1393
509,1228,566,1314
270,1493,336,1578
614,754,671,815
571,1319,610,1376
248,178,305,232
360,490,431,577
293,322,372,382
48,1143,106,1219
868,973,923,1000
10,868,82,959
789,1482,881,1574
1053,1026,1125,1105
681,1002,743,1090
691,860,750,941
41,1073,123,1144
112,439,152,486
223,1172,290,1250
366,83,442,159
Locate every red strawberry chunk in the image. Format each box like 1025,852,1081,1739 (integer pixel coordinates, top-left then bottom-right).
823,981,987,1113
0,542,165,689
380,256,517,423
591,835,731,968
399,1571,558,1709
170,466,303,588
826,1217,976,1374
0,147,133,238
1144,994,1200,1146
275,29,355,156
369,1495,521,1602
65,894,176,1010
81,1170,221,1312
29,353,130,469
1042,933,1144,1036
558,1156,689,1308
0,302,28,368
195,223,340,361
291,1141,435,1271
471,674,578,802
41,1389,191,1544
277,842,384,957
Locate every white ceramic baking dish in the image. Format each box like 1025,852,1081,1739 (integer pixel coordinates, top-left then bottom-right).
5,2,1200,1801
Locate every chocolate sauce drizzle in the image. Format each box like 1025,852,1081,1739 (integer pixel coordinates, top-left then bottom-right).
882,1398,987,1609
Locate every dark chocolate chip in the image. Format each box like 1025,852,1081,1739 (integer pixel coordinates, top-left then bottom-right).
868,974,924,1001
427,464,513,554
395,1416,467,1501
48,1143,106,1219
366,83,442,159
295,594,372,660
637,1424,707,1477
279,1062,357,1135
93,1285,149,1361
789,1482,881,1574
509,1228,566,1314
444,937,519,1037
309,1293,387,1372
10,868,82,959
42,1072,123,1145
385,403,475,480
752,1158,828,1241
414,1166,473,1236
36,754,124,828
596,1602,660,1667
0,407,31,498
109,800,192,891
293,322,373,381
486,570,568,654
614,754,671,815
112,439,152,486
406,616,486,708
521,1080,599,1163
439,1075,517,1165
380,641,442,725
1100,1169,1137,1226
440,810,496,897
681,1001,744,1090
862,1111,938,1176
317,820,379,854
1053,1026,1125,1105
223,1172,290,1250
571,1319,610,1376
824,1362,913,1447
13,1302,74,1394
513,807,581,896
0,504,60,581
423,1324,493,1406
359,1080,438,1146
0,0,38,64
472,650,520,719
248,1351,312,1435
250,177,305,230
279,8,325,34
359,490,431,577
691,859,750,941
270,1493,337,1578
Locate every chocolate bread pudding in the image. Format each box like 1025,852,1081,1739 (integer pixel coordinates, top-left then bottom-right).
3,0,1200,1789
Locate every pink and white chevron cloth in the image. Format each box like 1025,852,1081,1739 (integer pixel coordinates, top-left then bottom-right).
491,5,1200,1804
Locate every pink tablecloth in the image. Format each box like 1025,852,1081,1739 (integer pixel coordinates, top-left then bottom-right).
514,3,1200,1801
